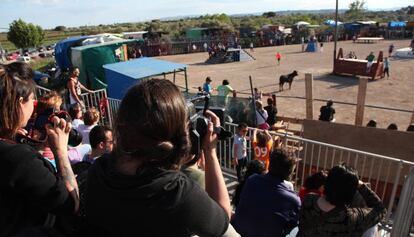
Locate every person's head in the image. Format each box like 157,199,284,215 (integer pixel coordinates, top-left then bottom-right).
115,79,190,170
0,62,36,139
267,97,273,106
69,103,83,120
256,130,270,148
71,67,80,77
324,165,359,206
304,171,327,191
83,107,100,126
206,77,211,83
384,57,388,61
387,123,398,130
254,87,258,92
268,149,296,180
244,159,266,181
327,100,333,107
238,122,248,136
89,125,113,153
222,79,229,85
366,119,377,128
255,100,263,110
36,91,62,114
407,124,414,132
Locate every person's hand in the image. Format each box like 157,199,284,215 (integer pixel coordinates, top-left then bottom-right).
16,128,28,136
45,116,71,154
202,110,220,152
88,89,94,93
232,158,238,166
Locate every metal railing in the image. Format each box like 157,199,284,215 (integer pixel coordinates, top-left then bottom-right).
35,85,51,99
79,89,113,126
219,122,414,227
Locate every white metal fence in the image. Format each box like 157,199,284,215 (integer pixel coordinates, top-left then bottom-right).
79,89,113,126
220,122,414,230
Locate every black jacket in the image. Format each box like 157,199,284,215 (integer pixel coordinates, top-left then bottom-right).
0,140,73,236
85,153,229,237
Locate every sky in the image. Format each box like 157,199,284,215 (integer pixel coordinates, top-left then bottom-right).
0,0,411,30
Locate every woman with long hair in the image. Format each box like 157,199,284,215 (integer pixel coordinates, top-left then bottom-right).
85,79,232,236
0,62,79,235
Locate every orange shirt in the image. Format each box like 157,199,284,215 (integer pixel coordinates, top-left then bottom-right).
252,139,273,172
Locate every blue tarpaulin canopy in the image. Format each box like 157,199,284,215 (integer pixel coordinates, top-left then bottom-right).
103,57,188,99
54,36,94,70
388,21,407,28
324,20,343,26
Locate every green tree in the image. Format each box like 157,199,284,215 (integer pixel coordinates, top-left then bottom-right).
263,12,276,18
346,0,366,20
7,19,44,49
54,25,67,31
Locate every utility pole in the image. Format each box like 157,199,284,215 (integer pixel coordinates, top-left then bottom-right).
333,0,339,67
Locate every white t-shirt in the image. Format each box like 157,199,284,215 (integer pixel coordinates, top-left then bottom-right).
233,134,247,160
256,110,268,125
72,119,84,130
77,124,96,145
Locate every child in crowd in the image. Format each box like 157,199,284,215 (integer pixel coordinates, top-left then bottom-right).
77,107,100,144
298,171,327,202
252,128,273,172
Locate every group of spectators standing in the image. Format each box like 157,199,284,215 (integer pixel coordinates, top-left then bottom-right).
230,122,387,236
0,62,389,237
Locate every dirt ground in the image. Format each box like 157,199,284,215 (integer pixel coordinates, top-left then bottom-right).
157,39,414,130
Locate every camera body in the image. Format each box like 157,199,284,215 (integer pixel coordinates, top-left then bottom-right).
187,94,232,156
20,108,82,147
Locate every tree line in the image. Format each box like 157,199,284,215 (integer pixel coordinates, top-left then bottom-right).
6,2,414,50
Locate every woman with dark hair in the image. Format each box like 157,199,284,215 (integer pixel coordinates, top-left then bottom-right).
85,79,232,236
0,62,79,236
298,165,386,236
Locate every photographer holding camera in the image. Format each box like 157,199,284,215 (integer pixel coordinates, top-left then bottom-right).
0,62,79,235
85,79,233,236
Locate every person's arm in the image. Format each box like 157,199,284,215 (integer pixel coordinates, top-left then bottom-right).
232,142,239,166
252,129,257,142
46,116,80,213
203,110,231,218
264,129,272,141
79,82,93,93
348,181,386,231
68,80,82,104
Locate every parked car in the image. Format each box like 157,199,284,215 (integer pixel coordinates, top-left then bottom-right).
16,56,31,63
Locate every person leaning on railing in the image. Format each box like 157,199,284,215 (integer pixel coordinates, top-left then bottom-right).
84,79,234,236
298,165,386,237
67,67,94,109
0,62,79,236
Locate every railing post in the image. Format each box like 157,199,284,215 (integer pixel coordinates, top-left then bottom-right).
305,73,314,120
385,160,403,223
391,167,414,237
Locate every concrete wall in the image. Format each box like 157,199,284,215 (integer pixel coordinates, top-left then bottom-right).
303,119,414,162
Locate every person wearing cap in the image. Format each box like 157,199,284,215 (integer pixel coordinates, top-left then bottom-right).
203,77,213,95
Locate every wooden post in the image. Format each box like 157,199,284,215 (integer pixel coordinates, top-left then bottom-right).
173,70,176,84
184,68,188,93
305,73,314,120
355,77,368,126
410,110,414,124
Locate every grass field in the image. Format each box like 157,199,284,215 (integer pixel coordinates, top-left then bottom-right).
0,30,84,51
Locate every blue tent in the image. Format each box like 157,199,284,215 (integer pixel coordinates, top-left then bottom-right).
388,21,407,28
54,36,93,70
103,58,188,99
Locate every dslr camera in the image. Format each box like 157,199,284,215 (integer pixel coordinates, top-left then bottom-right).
187,94,232,156
18,108,82,147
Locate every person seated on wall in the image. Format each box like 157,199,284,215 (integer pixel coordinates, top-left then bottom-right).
319,100,336,122
297,165,386,236
232,150,300,237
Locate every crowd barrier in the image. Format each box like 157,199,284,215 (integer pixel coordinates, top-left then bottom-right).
37,86,413,234
220,122,414,234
